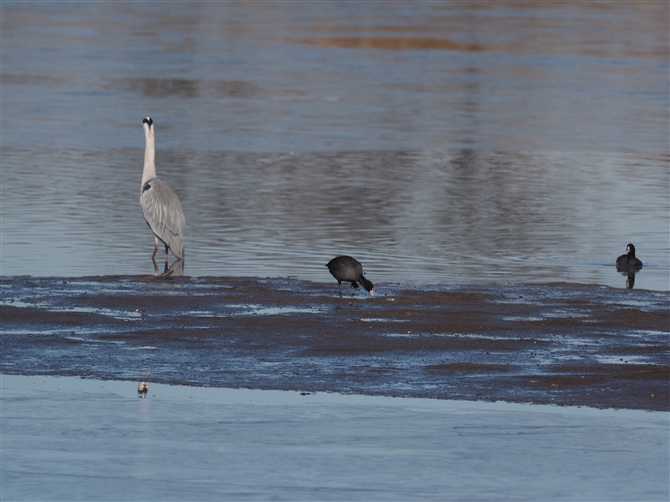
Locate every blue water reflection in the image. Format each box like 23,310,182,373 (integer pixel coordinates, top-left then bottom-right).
2,2,668,290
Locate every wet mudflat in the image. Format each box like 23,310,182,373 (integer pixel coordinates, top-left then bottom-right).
2,276,667,411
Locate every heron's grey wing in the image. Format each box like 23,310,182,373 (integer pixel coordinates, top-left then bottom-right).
140,178,185,259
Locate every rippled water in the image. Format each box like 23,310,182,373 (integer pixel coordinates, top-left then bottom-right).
2,2,668,290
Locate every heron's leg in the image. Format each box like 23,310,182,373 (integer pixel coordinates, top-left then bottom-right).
152,257,159,276
338,281,343,298
164,260,169,273
151,236,159,259
164,244,169,265
351,281,360,290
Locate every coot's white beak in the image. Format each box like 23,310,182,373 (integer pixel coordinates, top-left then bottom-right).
369,289,375,298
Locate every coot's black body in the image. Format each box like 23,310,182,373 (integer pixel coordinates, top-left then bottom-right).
326,256,374,297
616,243,643,271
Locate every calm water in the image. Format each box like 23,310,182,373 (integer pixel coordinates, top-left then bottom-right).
2,2,669,290
3,375,669,501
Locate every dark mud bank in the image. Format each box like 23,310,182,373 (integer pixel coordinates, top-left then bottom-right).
2,276,668,411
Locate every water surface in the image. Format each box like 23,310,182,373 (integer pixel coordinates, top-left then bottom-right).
3,374,668,501
2,2,668,289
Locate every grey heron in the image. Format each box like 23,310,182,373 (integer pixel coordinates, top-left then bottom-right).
140,117,185,270
326,256,374,297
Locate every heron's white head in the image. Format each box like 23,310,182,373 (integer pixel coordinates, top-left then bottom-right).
142,117,154,140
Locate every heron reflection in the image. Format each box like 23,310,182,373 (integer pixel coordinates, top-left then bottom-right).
153,257,184,278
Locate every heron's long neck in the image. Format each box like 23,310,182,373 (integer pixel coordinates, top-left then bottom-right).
142,132,156,187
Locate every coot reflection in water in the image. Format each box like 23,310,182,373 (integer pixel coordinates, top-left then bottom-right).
616,243,643,289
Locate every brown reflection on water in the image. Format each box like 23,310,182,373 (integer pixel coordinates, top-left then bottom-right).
1,73,300,101
297,3,666,60
106,78,273,100
1,74,68,87
298,37,486,52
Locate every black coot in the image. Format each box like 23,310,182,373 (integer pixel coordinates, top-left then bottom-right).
326,256,374,297
616,243,643,271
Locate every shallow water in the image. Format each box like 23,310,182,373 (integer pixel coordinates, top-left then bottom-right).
2,2,669,290
3,374,668,501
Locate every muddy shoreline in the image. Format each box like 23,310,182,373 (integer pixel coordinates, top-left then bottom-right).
1,276,668,411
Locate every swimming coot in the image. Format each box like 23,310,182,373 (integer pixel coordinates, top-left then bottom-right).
326,256,374,298
616,243,643,270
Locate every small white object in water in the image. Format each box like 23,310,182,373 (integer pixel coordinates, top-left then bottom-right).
138,381,149,396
